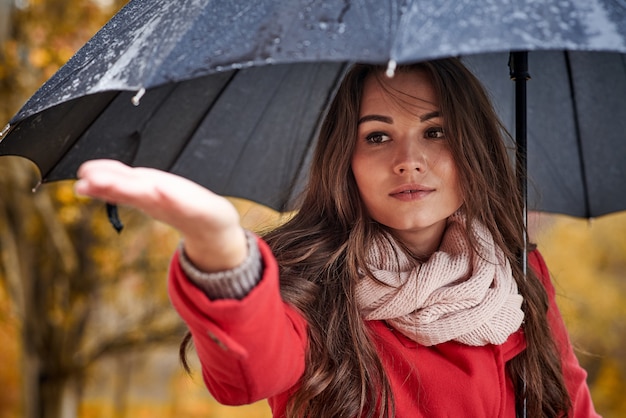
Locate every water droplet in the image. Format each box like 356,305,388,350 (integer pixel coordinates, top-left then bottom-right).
131,88,146,106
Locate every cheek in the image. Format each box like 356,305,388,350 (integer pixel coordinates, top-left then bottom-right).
448,167,464,204
438,156,464,202
350,155,368,189
350,161,378,213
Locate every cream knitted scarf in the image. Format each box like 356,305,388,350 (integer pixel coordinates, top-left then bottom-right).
355,212,524,346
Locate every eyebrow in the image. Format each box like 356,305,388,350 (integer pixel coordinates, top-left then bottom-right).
357,111,441,125
357,114,392,125
419,111,441,122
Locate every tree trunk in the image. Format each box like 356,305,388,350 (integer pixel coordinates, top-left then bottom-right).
113,353,133,418
40,376,63,418
59,377,80,418
37,375,80,418
21,347,40,418
0,0,12,45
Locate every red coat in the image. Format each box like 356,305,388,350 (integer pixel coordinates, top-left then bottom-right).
168,236,599,417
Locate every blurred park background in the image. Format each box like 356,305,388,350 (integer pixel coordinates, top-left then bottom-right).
0,1,624,417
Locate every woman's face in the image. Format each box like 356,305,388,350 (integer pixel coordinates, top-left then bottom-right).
351,69,463,256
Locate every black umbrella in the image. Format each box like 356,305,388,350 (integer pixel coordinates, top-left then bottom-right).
1,0,625,216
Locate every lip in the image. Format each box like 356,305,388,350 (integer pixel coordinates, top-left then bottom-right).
389,184,435,201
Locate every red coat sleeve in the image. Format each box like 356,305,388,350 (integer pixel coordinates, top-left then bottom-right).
167,236,308,405
528,250,600,417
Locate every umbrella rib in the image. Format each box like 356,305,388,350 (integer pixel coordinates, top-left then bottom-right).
564,51,591,218
281,63,350,211
222,70,293,193
40,91,121,181
165,71,239,173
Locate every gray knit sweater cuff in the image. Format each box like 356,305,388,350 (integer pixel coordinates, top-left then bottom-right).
178,230,262,300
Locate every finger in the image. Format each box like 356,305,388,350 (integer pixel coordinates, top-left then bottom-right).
74,160,241,237
75,160,166,207
75,159,134,200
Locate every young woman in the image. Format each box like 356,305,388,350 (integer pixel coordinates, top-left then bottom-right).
75,58,598,417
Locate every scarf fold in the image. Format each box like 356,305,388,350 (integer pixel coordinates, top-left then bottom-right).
355,212,524,346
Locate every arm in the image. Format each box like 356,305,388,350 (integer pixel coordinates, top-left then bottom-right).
528,250,601,417
169,235,307,405
75,160,308,404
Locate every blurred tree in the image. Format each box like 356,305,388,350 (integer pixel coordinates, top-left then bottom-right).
0,272,21,418
0,1,193,418
0,156,188,418
0,0,11,45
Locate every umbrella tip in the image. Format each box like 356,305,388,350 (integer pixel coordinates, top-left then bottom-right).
385,60,397,78
0,123,10,142
131,88,146,106
31,180,42,193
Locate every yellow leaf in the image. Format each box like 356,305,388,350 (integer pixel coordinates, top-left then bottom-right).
28,47,52,68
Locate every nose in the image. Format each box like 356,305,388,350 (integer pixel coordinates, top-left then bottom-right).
393,140,426,174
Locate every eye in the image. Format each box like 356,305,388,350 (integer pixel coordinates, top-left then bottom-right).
365,132,391,144
425,127,445,139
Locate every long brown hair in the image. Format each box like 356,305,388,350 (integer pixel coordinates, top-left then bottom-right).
262,59,572,417
179,58,571,417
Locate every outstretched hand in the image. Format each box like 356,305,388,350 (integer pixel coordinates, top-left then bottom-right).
75,159,247,272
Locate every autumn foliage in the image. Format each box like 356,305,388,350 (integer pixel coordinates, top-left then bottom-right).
535,213,626,416
0,1,625,417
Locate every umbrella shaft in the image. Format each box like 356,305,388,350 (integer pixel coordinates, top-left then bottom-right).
509,50,529,418
509,51,529,227
509,51,530,257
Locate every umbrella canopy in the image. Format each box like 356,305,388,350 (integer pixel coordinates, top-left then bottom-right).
463,50,626,218
1,0,625,215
